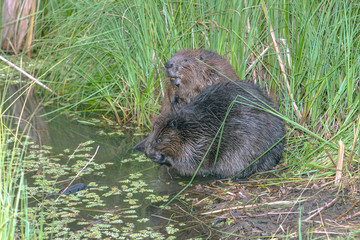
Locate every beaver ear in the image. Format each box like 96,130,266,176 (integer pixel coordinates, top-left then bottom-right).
168,119,178,130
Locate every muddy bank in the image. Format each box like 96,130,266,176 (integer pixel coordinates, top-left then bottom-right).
149,173,360,239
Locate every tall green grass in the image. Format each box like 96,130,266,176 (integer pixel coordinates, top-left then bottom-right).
0,83,36,239
0,1,359,238
3,0,360,174
31,0,273,126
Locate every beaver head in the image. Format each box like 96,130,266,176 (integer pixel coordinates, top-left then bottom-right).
165,49,220,89
165,49,207,87
163,49,239,111
140,111,207,175
143,113,184,166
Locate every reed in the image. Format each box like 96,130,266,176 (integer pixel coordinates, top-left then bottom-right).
0,0,359,237
0,81,38,239
30,0,360,171
0,0,357,181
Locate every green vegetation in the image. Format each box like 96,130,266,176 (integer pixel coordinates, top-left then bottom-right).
30,0,359,175
0,84,34,239
0,0,359,238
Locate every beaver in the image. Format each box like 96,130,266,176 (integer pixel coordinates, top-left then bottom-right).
161,49,239,113
135,81,285,179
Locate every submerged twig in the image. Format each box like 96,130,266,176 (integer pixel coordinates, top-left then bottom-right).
0,55,58,96
54,145,99,202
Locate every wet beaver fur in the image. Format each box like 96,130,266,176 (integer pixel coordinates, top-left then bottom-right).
135,81,285,179
161,49,239,113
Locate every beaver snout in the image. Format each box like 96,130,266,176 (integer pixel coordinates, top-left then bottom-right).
165,67,181,87
165,60,181,87
133,137,147,153
165,61,173,69
146,151,169,165
169,77,181,87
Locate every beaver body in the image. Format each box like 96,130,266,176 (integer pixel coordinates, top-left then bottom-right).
138,81,285,179
161,49,239,113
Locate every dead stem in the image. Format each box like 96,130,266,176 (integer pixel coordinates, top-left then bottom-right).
325,148,337,168
273,176,314,236
0,56,58,96
333,199,360,221
218,211,299,219
245,46,269,73
317,208,330,240
26,2,36,57
349,116,360,162
151,214,179,223
175,203,213,236
260,1,302,120
335,140,345,186
200,199,304,216
303,196,340,222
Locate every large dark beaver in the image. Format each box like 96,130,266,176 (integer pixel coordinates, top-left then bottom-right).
161,49,239,113
135,81,285,179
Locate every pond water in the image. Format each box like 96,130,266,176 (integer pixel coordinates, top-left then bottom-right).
4,85,209,239
24,111,204,239
44,113,184,233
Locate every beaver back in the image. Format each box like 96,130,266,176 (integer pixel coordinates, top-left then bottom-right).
146,81,285,179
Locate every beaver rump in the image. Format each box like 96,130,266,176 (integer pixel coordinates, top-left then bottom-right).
161,49,239,113
135,81,285,179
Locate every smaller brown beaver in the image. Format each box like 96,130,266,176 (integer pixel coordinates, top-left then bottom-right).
135,81,285,179
161,49,239,113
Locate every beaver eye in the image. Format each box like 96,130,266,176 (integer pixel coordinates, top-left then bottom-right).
156,138,162,144
183,58,188,62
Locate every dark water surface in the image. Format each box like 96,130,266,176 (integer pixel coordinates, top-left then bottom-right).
4,84,209,238
41,113,191,237
46,112,186,194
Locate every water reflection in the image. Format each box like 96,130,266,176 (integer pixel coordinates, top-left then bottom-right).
3,84,50,146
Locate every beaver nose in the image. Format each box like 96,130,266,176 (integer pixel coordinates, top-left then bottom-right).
133,137,147,153
146,150,161,161
165,61,173,69
146,151,168,165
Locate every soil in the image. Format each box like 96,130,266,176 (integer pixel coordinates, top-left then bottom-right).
149,172,360,239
